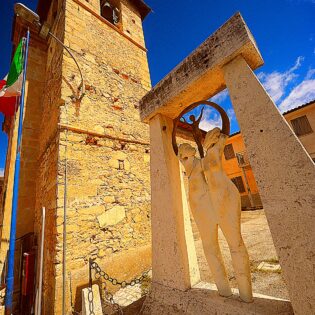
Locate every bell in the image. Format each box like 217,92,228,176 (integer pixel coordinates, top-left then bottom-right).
113,7,120,24
101,1,113,21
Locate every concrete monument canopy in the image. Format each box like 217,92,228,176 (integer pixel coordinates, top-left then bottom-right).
140,12,264,123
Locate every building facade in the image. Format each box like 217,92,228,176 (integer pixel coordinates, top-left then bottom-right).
222,132,263,209
0,0,152,313
223,100,315,208
284,100,315,160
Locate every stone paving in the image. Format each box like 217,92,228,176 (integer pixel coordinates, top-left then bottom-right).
113,270,152,308
105,210,289,313
193,209,290,300
113,283,143,307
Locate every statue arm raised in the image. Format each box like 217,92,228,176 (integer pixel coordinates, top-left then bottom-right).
196,106,205,124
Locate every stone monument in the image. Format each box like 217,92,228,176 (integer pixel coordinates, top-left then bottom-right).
175,102,252,303
139,12,314,315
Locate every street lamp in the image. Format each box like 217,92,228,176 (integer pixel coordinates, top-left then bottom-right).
14,3,40,26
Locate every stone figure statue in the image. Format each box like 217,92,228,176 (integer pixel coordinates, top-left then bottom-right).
178,127,253,303
182,107,205,158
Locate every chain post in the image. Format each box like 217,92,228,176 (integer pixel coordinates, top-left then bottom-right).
89,260,151,314
89,258,93,288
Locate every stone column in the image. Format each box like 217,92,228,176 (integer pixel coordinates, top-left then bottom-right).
223,56,315,315
149,114,200,290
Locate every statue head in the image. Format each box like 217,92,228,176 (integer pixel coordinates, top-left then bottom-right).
189,114,196,122
178,143,196,164
204,127,221,150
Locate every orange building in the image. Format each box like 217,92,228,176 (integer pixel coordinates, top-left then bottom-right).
223,132,262,209
224,99,315,209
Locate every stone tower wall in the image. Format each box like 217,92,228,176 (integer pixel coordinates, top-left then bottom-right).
34,0,152,313
0,21,48,313
33,1,65,313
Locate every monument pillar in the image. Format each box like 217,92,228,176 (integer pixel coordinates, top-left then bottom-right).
140,13,295,314
223,55,315,315
149,114,200,290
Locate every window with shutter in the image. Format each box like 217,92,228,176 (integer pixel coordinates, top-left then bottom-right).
231,176,246,193
224,143,235,160
291,115,313,136
118,160,124,170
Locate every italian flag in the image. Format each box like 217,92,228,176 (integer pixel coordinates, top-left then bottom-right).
0,39,24,116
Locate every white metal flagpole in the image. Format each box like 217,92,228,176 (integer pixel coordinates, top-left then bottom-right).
35,207,45,315
5,29,30,314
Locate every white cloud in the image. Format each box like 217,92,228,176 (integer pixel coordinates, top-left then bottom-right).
211,89,229,103
0,168,4,177
305,68,315,79
199,56,314,129
199,106,236,132
199,108,222,131
227,108,236,121
290,56,304,71
257,56,303,103
279,78,315,112
197,89,233,131
198,90,236,131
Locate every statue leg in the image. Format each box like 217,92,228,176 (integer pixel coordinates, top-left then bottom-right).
198,222,232,297
220,212,253,302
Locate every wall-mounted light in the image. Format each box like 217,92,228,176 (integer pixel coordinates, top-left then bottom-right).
14,3,40,27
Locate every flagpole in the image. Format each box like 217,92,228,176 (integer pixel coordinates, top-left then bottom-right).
5,29,30,314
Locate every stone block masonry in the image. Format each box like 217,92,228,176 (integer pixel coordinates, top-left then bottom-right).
52,0,152,313
56,129,151,273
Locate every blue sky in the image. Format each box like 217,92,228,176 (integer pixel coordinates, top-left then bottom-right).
0,0,38,173
0,0,314,171
143,0,315,131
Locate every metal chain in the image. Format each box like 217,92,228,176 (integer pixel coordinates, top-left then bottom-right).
87,286,96,315
91,260,150,287
89,259,151,315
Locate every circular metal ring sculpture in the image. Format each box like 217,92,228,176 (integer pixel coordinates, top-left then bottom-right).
172,100,230,158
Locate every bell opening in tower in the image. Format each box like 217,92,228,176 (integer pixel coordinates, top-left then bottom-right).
100,0,121,27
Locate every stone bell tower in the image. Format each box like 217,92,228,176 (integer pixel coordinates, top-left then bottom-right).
32,0,152,313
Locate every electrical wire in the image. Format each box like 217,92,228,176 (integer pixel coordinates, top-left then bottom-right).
46,4,86,313
48,31,85,100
